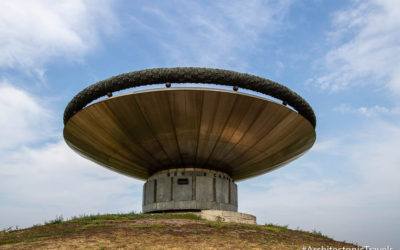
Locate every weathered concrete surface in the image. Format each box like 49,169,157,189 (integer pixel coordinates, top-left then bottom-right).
173,176,192,201
195,176,213,201
216,177,229,203
156,177,171,202
143,200,237,213
144,180,155,205
143,168,237,213
198,210,257,225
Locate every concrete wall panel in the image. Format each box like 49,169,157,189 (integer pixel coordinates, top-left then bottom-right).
195,176,213,201
216,178,229,204
144,180,155,205
173,176,192,201
156,177,171,202
230,181,238,206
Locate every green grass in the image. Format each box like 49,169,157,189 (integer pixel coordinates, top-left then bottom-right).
75,223,113,232
205,216,228,228
263,223,333,240
0,227,14,234
203,218,325,239
205,220,227,229
263,223,289,233
205,220,291,232
0,212,202,246
67,212,201,225
44,215,64,225
309,229,332,240
236,222,332,240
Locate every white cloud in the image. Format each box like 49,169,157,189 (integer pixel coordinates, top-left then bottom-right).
0,85,142,229
0,140,143,229
349,121,400,189
0,82,55,150
315,0,400,94
0,0,139,230
334,103,400,117
239,119,400,248
134,0,293,69
311,138,341,154
0,0,117,75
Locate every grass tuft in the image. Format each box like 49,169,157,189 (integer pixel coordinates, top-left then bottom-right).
45,215,64,225
263,223,289,233
0,227,14,234
205,216,228,229
310,229,332,240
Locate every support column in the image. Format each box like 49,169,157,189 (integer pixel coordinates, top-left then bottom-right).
142,168,238,213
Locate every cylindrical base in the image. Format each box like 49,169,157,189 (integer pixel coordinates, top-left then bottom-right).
142,168,238,213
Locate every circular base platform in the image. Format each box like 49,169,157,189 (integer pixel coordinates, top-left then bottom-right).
196,210,256,225
143,168,237,213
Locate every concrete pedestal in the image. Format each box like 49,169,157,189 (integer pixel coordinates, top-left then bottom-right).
197,210,256,224
142,168,238,213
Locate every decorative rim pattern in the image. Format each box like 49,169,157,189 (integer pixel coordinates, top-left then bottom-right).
63,67,316,128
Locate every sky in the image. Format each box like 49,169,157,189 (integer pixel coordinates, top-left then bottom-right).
0,0,399,248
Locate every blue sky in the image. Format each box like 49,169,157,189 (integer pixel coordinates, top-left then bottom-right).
0,0,399,248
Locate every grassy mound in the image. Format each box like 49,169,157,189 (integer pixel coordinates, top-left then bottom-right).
0,213,358,249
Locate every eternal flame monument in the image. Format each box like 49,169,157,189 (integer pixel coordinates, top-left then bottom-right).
63,67,316,219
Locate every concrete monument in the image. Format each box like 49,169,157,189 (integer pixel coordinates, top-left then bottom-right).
63,67,316,218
